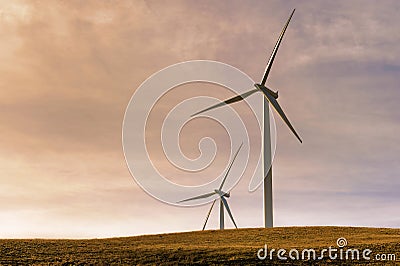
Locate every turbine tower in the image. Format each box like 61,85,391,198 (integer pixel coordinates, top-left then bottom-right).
191,9,301,228
178,143,243,230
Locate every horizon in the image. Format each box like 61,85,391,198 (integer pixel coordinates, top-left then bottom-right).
3,225,398,240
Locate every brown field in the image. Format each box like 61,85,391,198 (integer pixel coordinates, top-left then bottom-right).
0,226,399,265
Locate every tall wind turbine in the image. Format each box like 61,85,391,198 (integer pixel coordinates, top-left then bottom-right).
191,9,301,228
178,143,243,230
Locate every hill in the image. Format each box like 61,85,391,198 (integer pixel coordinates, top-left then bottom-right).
0,227,399,265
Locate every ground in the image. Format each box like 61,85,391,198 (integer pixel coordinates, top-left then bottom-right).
0,227,399,265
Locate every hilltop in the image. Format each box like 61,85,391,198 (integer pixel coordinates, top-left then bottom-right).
0,226,399,265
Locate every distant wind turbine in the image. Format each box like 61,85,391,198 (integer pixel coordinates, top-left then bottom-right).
191,9,301,228
178,143,243,230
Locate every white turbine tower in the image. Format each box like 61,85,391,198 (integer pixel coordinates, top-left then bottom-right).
178,143,243,230
191,9,301,228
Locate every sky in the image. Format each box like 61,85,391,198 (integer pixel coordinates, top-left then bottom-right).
1,0,400,238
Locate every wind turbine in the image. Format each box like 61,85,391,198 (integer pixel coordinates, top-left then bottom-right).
191,9,301,228
178,143,243,230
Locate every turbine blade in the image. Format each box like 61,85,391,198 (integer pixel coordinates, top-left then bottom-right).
261,9,295,85
202,200,216,231
262,88,302,143
220,197,237,229
191,89,258,117
177,192,216,203
219,142,244,191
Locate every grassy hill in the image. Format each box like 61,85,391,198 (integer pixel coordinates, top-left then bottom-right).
0,227,399,265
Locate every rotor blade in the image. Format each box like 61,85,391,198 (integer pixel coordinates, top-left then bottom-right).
177,191,216,203
220,197,237,229
261,9,295,85
202,200,216,231
262,88,302,143
191,89,258,117
219,142,244,191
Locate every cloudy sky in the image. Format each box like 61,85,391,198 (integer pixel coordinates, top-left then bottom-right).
1,0,400,238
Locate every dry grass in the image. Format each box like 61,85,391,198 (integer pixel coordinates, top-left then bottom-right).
0,226,399,265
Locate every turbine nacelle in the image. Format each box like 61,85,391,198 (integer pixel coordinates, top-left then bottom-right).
254,83,279,99
214,189,230,198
